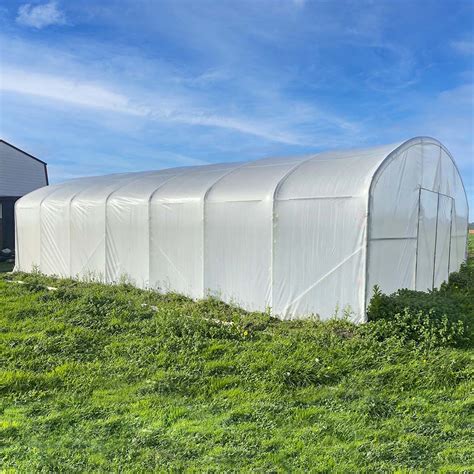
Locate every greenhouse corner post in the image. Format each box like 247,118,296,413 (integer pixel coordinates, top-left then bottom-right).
431,192,441,291
447,199,453,276
414,186,422,290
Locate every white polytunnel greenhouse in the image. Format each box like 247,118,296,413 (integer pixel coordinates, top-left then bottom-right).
15,137,468,322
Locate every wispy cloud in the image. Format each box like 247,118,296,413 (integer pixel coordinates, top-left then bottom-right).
0,31,360,149
1,68,140,114
423,84,474,173
0,66,317,146
451,39,474,56
2,0,472,214
291,0,307,7
16,1,66,29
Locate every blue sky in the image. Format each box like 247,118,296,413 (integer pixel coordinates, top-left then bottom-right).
0,0,473,217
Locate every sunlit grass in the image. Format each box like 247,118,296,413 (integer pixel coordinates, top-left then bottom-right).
0,235,472,471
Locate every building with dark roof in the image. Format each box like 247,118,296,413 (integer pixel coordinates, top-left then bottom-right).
0,140,48,254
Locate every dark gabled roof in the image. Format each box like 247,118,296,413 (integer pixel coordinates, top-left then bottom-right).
0,139,48,166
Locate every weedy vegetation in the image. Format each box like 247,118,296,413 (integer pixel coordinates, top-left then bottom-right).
1,235,473,471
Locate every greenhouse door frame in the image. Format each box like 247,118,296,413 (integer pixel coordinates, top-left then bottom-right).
414,187,453,291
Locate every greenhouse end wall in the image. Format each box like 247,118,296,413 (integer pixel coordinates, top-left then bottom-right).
15,137,468,322
366,138,468,314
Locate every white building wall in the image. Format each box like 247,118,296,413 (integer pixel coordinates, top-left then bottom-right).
0,141,47,196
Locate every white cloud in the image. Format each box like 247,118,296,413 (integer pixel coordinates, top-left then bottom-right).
1,68,143,114
0,67,309,145
16,1,66,29
0,29,361,149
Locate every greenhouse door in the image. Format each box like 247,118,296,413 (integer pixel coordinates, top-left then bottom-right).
415,189,453,291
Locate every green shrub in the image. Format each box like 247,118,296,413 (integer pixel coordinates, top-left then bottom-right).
363,307,466,350
366,260,473,348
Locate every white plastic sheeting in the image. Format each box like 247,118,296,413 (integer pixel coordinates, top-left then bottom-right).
15,137,468,322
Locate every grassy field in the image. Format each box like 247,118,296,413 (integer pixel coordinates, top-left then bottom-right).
1,236,473,472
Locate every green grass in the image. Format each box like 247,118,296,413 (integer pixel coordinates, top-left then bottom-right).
1,236,473,472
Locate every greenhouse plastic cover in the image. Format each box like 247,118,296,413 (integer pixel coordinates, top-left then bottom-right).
15,137,468,322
